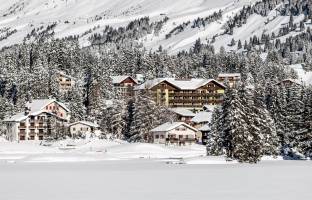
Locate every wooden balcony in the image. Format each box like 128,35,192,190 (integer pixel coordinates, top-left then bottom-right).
165,138,196,145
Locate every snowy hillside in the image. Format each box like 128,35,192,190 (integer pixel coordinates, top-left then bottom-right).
0,0,306,53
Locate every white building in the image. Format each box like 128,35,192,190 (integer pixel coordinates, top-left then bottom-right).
68,121,100,136
150,122,198,145
3,99,70,141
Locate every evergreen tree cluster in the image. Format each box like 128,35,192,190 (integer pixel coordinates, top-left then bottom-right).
208,81,312,162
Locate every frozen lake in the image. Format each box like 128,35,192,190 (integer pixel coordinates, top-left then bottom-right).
1,160,312,200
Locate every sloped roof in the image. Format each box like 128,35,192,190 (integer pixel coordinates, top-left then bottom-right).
199,124,211,131
25,99,70,112
150,122,198,132
191,111,213,124
218,73,241,78
68,121,100,128
169,108,195,117
58,71,74,80
3,111,66,122
277,79,302,86
135,78,225,90
111,76,138,84
203,105,218,112
3,112,28,122
3,99,70,122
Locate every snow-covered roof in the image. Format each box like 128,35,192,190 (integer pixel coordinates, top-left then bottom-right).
3,112,28,122
111,76,138,84
58,71,74,80
150,122,197,132
169,108,195,117
3,99,70,122
3,111,65,122
25,99,70,113
191,111,213,124
68,121,100,128
199,124,211,132
203,105,217,112
218,73,241,78
135,78,225,90
277,78,302,86
288,64,312,86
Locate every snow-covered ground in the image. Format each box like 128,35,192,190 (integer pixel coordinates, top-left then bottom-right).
0,158,311,200
0,138,207,163
0,138,311,199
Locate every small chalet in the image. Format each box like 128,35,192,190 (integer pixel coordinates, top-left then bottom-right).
3,99,70,141
58,71,75,92
169,108,195,124
111,76,138,97
276,79,302,87
150,122,198,145
217,73,241,88
68,121,100,136
191,111,213,129
191,111,213,143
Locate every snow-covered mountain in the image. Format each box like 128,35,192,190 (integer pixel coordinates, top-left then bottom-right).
0,0,309,53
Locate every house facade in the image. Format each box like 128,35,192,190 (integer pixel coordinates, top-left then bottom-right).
68,121,100,136
58,71,75,92
150,122,198,145
217,73,241,88
111,76,138,97
135,78,226,109
3,99,70,141
198,124,211,145
169,108,195,124
276,79,302,88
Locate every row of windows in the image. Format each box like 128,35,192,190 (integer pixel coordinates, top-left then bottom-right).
72,127,91,132
155,134,195,139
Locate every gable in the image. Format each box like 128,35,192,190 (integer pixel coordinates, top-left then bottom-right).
199,80,226,90
151,80,179,90
121,77,137,85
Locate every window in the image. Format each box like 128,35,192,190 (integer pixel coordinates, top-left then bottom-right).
73,128,76,131
160,135,164,139
155,135,159,139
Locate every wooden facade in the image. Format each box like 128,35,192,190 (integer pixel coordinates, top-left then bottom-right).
112,76,138,98
217,73,241,88
148,80,225,109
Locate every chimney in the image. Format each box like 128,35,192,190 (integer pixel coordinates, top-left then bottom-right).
24,106,31,116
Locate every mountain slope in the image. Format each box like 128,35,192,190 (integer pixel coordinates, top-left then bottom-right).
0,0,309,53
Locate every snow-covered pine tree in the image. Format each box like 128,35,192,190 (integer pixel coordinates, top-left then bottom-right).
206,107,224,156
127,90,172,143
